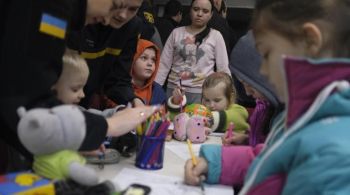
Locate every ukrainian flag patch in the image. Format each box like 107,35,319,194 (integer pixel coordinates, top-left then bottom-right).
39,13,67,39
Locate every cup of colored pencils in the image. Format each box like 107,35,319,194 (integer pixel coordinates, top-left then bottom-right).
135,112,171,170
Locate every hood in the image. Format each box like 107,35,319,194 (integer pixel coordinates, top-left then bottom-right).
131,39,161,104
230,31,280,109
283,57,350,128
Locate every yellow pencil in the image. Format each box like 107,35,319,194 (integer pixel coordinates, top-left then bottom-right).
186,139,205,194
187,139,197,165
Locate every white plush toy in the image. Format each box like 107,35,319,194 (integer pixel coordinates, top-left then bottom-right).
17,105,98,186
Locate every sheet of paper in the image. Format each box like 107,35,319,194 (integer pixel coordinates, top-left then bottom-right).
112,168,233,195
165,142,202,161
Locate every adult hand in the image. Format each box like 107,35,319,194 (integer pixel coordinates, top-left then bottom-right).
184,157,208,186
222,132,248,145
132,98,145,108
106,105,159,137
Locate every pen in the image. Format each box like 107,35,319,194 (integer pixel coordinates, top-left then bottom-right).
186,139,205,194
226,122,234,139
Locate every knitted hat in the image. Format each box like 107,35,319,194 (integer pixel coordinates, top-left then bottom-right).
17,105,86,155
229,31,280,108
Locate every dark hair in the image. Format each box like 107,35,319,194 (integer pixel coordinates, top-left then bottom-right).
190,0,215,46
164,0,183,17
252,0,350,57
202,72,237,105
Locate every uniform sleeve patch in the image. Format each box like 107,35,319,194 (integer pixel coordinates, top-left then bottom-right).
39,13,67,39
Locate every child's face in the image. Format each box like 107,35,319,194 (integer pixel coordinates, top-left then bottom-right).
202,82,229,111
133,48,156,81
190,0,213,28
239,79,266,100
54,74,87,104
255,29,307,102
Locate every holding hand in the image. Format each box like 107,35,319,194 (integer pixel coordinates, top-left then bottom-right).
172,86,185,105
184,157,208,186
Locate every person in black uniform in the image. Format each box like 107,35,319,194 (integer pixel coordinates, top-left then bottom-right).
0,0,157,165
67,0,147,109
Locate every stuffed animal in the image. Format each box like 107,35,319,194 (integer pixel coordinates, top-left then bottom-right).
173,104,211,143
17,105,98,186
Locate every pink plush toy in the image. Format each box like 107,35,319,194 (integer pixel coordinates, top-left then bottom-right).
173,113,208,143
173,113,190,141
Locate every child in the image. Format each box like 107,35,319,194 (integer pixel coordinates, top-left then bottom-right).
52,50,120,163
131,39,166,105
52,50,89,105
155,0,231,104
185,0,350,194
168,72,249,134
223,31,283,146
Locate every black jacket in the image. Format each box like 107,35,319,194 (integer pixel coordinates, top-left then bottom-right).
0,0,107,159
67,17,141,107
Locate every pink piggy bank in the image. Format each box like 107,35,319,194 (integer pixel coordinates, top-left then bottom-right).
186,115,207,143
173,113,190,141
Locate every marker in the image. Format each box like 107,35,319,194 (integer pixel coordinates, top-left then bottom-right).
226,122,234,139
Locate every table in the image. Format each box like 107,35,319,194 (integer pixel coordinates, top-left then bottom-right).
89,135,234,194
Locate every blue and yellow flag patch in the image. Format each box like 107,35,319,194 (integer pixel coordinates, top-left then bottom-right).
39,13,67,39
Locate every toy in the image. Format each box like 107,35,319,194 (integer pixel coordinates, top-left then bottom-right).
17,105,98,186
173,104,211,143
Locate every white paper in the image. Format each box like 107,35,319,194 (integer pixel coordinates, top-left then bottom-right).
112,168,233,195
165,142,202,161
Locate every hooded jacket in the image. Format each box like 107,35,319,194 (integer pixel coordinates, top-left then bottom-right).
200,57,350,195
131,39,166,105
230,31,282,146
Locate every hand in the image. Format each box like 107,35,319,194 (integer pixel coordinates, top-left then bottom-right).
80,144,106,156
172,86,184,105
184,157,208,186
132,98,145,107
106,105,160,137
222,132,248,146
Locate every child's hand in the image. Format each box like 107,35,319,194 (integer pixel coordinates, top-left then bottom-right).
222,132,248,145
80,144,106,156
184,157,208,186
172,86,185,105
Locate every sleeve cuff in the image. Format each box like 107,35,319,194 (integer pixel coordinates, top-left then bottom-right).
167,95,187,112
211,111,226,132
199,144,222,184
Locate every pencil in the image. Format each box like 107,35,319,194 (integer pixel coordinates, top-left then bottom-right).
186,139,205,194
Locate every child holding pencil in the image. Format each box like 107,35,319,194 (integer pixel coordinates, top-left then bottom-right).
185,0,350,194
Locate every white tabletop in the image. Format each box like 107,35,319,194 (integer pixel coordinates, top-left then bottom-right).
88,134,234,194
90,135,223,180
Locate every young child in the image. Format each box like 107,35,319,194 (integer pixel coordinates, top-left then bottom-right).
168,72,249,134
185,0,350,194
131,39,166,105
52,50,120,163
223,31,283,146
52,50,88,105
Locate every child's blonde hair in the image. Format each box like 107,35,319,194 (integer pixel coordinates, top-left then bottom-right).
61,49,89,80
202,72,237,104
